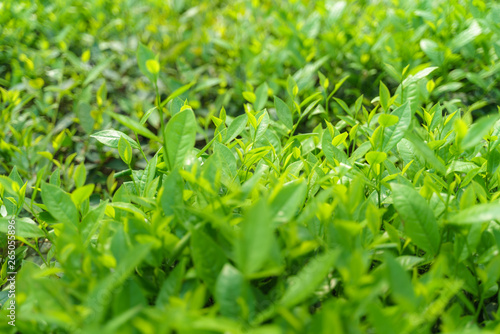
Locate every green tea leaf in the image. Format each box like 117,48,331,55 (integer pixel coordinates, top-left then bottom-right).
106,110,161,142
139,154,157,196
164,109,197,170
81,200,107,246
462,114,500,151
118,137,133,165
382,101,411,152
391,183,440,255
269,180,307,223
191,228,227,289
140,107,157,125
215,264,255,319
73,163,86,188
378,114,399,127
85,242,153,322
137,43,156,83
160,169,184,217
366,151,387,165
237,200,274,275
279,250,339,308
274,96,293,130
156,260,186,307
225,114,248,144
0,217,45,238
406,132,446,174
379,81,390,112
76,101,94,134
91,130,140,149
71,184,94,209
384,253,416,310
254,82,268,111
41,182,79,227
448,203,500,225
213,141,238,187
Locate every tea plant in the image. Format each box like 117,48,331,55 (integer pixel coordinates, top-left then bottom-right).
1,41,500,332
1,0,500,333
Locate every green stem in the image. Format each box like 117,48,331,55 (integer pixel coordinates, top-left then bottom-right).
128,164,140,195
134,132,148,161
155,82,169,169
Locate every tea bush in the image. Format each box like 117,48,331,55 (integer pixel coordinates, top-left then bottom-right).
1,0,500,333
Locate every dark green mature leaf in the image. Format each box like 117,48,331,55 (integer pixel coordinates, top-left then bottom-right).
391,183,440,256
385,254,416,310
84,242,153,323
215,264,255,320
160,169,184,217
236,200,274,275
76,101,94,134
83,57,115,86
81,200,107,246
279,250,339,308
487,148,500,176
450,20,482,51
269,179,307,223
41,182,79,227
164,109,197,170
156,259,186,307
420,39,443,64
139,154,157,196
191,228,227,289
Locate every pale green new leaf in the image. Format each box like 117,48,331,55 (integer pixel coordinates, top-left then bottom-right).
382,101,411,152
279,250,339,308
